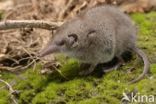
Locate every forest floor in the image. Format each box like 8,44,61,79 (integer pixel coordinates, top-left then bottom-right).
0,11,156,104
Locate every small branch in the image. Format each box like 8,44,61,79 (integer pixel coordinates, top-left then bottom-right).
32,0,40,15
58,0,76,20
0,66,22,72
4,3,32,19
0,20,63,30
0,79,14,94
0,79,18,104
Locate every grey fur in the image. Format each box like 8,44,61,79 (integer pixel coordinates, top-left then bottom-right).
40,5,150,83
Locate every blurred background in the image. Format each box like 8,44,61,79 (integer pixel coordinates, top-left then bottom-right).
0,0,156,104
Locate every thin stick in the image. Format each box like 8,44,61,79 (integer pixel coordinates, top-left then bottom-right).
58,0,76,20
0,79,18,104
4,3,32,20
0,20,63,30
0,66,18,71
32,0,40,15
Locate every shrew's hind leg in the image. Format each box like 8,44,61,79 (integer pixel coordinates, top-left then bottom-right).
103,56,125,73
102,51,133,73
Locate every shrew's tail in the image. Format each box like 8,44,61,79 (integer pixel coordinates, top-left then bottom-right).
129,47,150,84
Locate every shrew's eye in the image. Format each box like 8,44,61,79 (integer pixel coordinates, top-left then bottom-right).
87,30,96,37
67,33,78,48
68,34,78,42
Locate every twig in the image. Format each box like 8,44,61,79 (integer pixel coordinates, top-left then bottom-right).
55,68,68,80
0,66,22,72
21,47,38,71
0,20,63,30
4,3,32,20
32,0,40,15
58,0,76,20
0,79,18,104
73,1,87,14
0,55,19,65
21,60,36,70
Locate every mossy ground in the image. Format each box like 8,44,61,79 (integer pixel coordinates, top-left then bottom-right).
0,12,156,104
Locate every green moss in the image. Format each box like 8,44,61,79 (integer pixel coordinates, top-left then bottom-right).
0,12,156,104
151,64,156,74
131,12,156,36
0,90,9,104
19,89,36,104
131,12,156,63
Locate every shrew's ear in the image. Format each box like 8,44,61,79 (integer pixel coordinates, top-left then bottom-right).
67,33,78,48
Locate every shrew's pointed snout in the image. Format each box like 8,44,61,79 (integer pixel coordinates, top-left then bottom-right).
39,44,60,57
